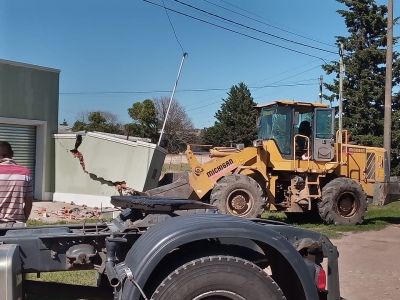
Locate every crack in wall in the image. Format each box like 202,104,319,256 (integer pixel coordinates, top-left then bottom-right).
70,134,141,196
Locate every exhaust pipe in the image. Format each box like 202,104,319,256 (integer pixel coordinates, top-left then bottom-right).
105,261,119,287
105,237,126,287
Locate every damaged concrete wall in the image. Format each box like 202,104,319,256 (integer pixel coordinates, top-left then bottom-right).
53,132,167,207
80,132,167,191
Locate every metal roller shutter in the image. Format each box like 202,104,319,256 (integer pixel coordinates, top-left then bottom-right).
0,123,36,187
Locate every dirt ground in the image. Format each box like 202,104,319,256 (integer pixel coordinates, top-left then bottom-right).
29,201,400,299
331,225,400,300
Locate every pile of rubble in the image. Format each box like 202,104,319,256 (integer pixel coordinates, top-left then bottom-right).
31,201,117,222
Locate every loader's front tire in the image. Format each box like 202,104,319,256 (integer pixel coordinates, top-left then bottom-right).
210,174,265,218
319,177,367,225
150,255,286,300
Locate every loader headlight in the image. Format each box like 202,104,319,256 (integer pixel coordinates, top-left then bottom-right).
253,139,263,147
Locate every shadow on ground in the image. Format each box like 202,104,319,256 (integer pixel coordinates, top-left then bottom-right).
363,216,400,225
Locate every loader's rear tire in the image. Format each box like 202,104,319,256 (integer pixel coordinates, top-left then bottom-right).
150,255,286,300
210,174,265,218
319,177,367,225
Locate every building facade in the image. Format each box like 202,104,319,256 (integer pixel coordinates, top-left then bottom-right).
0,59,60,200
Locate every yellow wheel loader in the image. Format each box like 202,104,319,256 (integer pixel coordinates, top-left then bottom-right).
146,100,400,225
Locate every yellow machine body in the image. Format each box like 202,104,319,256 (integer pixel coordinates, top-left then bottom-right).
148,100,398,224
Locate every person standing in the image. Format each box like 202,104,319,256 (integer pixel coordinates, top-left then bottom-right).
0,141,33,226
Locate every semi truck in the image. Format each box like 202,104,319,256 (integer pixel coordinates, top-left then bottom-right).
0,195,340,300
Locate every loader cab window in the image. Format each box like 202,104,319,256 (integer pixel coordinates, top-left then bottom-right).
258,106,292,155
294,112,313,149
295,112,313,134
313,108,335,161
315,109,334,139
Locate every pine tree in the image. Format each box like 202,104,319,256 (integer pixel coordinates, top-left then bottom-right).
322,0,400,173
204,82,258,147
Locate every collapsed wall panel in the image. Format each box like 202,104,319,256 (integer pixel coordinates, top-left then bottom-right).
80,132,167,192
53,132,167,207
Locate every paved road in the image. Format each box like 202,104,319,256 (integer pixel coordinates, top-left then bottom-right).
331,225,400,300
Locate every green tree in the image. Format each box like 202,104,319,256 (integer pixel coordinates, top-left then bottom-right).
322,0,400,173
72,111,123,134
71,120,86,132
204,82,258,147
126,99,158,142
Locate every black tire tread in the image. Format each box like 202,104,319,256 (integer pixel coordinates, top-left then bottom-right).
151,255,286,300
210,174,265,218
319,177,367,225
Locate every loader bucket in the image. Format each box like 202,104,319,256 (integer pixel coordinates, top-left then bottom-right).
372,178,400,205
145,171,195,199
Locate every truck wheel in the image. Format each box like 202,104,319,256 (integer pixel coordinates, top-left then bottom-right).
150,255,286,300
210,174,265,218
319,177,367,225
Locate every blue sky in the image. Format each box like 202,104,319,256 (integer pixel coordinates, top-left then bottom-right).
1,0,399,128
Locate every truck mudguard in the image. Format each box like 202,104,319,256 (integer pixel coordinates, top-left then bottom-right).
121,213,319,300
267,224,340,300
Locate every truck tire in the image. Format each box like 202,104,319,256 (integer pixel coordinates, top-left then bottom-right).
210,174,265,218
319,177,367,225
150,255,286,300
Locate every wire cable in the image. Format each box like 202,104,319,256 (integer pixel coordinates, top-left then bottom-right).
59,83,315,96
60,88,231,95
161,0,185,53
143,0,329,60
209,0,335,48
172,0,336,54
186,64,324,111
186,81,319,112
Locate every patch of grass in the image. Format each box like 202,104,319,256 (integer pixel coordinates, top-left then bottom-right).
27,219,71,226
25,270,97,300
162,163,191,172
26,270,97,286
27,219,109,227
262,201,400,238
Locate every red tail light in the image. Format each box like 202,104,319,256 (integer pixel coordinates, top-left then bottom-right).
317,266,327,291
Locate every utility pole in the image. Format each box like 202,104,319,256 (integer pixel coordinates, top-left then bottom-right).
338,44,344,141
319,75,323,103
384,0,393,171
158,52,188,146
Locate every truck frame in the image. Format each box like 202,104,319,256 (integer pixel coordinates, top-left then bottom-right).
0,196,340,300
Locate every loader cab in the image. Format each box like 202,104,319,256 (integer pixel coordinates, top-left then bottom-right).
257,101,335,161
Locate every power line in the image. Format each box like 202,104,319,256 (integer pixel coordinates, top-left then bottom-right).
59,80,317,96
202,0,336,48
185,64,324,112
143,0,330,60
248,54,336,87
60,88,230,95
186,81,318,112
183,56,334,110
253,66,322,91
188,81,319,117
172,0,336,54
161,0,185,53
